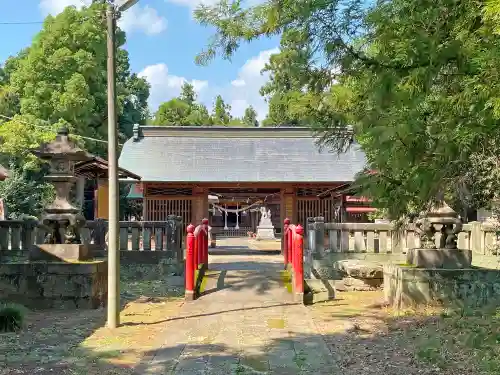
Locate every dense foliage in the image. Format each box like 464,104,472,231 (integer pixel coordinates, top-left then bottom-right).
0,2,149,217
153,82,258,126
0,303,25,332
194,0,500,218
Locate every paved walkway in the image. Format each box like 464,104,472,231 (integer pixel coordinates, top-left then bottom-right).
136,239,338,375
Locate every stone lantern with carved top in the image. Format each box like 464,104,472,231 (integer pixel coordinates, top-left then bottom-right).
409,200,472,268
30,128,92,258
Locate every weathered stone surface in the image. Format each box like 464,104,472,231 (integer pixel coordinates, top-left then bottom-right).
334,259,384,279
406,248,472,268
334,277,381,292
384,263,500,309
30,244,91,262
304,279,335,304
0,260,107,309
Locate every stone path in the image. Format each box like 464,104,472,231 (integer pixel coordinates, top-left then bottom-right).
136,239,338,374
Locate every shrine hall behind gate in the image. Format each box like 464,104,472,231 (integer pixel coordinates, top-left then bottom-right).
117,125,371,234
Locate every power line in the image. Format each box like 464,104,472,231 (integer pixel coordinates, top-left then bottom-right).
0,114,120,145
0,21,44,25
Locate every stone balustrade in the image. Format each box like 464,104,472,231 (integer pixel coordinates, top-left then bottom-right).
307,218,500,255
0,217,183,254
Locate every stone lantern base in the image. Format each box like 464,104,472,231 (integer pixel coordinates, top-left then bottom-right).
29,244,91,262
383,264,500,309
406,248,472,269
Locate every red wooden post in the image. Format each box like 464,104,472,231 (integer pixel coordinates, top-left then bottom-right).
283,218,290,267
193,225,199,272
202,218,209,266
294,224,304,300
185,224,195,300
288,224,294,269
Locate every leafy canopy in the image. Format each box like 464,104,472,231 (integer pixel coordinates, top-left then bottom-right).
194,0,500,218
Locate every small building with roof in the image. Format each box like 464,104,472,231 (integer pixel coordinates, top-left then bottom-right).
118,125,370,234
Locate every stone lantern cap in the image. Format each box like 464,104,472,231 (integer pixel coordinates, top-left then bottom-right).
31,127,92,161
426,200,459,222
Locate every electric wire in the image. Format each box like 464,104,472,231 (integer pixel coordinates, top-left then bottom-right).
0,113,123,145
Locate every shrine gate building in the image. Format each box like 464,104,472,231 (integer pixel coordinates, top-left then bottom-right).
118,126,369,235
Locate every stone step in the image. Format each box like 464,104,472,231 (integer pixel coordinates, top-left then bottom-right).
304,278,336,305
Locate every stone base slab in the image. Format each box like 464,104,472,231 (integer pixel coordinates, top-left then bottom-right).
0,260,107,309
384,264,500,309
30,244,91,262
256,227,275,240
304,279,336,305
406,248,472,268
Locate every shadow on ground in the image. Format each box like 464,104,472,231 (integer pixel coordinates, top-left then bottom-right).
2,291,499,374
130,306,496,375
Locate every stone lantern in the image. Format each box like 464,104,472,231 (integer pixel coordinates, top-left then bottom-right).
30,128,92,260
408,200,472,268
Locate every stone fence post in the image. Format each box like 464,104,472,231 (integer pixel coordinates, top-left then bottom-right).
313,217,325,258
306,217,316,254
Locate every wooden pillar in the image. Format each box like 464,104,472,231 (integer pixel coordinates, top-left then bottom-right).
282,187,296,223
75,176,85,210
96,178,109,219
192,187,208,225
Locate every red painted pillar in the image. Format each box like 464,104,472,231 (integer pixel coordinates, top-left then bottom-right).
185,224,195,300
202,218,209,266
283,218,290,267
193,226,199,273
288,225,294,270
294,224,304,297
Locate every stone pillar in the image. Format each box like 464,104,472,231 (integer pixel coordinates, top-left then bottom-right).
313,216,325,258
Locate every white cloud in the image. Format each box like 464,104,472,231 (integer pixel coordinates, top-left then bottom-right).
139,47,280,121
118,5,167,35
138,63,209,110
39,0,91,15
39,0,167,35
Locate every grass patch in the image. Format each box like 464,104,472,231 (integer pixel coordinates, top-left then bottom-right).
279,270,292,293
409,305,500,373
309,290,500,374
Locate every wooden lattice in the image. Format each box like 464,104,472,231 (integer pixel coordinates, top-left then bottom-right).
145,198,192,226
296,188,331,197
297,196,337,228
147,187,192,196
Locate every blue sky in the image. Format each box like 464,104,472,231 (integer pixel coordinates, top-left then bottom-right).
0,0,280,119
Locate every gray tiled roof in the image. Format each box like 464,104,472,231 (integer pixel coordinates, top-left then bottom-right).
118,126,366,182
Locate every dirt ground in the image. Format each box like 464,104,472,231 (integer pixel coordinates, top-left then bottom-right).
309,291,500,375
1,283,499,374
0,278,184,375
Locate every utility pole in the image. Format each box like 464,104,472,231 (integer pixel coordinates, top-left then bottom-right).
106,0,140,329
106,3,120,329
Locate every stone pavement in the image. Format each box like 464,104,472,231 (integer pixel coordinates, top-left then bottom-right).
135,239,339,374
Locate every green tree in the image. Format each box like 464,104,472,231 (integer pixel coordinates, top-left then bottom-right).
243,106,259,127
212,95,231,125
179,82,197,106
7,3,149,155
0,87,20,122
185,103,212,125
194,0,500,218
0,163,53,219
153,98,191,125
